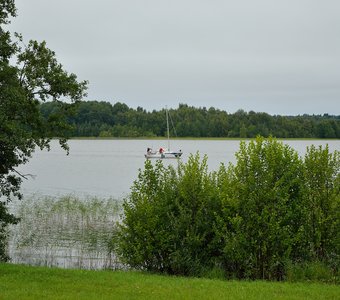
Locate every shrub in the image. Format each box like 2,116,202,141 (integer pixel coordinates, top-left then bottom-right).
216,137,306,280
117,154,220,276
117,137,339,281
0,203,19,261
303,145,340,263
286,261,338,283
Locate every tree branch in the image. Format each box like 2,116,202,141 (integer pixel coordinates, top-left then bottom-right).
12,168,36,180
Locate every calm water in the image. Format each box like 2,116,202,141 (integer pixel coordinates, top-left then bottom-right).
10,139,340,269
18,139,339,200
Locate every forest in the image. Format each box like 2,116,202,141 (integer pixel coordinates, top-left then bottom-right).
40,101,340,139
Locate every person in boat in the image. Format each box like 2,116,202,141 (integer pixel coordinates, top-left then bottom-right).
159,147,164,154
147,147,152,154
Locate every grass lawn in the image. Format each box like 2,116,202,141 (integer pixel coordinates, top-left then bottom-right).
0,263,339,300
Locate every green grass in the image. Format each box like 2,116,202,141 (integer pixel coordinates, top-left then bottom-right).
1,264,339,299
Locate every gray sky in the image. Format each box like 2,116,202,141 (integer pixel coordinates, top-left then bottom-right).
8,0,340,115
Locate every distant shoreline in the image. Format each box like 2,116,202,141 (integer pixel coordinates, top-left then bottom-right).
65,137,340,141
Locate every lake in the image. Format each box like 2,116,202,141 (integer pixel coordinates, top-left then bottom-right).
9,138,339,269
17,139,340,200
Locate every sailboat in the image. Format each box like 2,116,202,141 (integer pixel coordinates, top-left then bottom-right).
144,108,183,159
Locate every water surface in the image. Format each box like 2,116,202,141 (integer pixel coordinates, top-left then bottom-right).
17,139,339,199
11,138,339,269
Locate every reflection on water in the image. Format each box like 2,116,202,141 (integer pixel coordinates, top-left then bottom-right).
9,195,123,269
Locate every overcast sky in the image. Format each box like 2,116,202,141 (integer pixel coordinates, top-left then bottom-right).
7,0,340,115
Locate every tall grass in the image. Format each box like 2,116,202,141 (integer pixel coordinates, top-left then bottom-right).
286,261,338,283
8,195,122,269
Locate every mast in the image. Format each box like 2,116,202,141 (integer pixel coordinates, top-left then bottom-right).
166,106,170,150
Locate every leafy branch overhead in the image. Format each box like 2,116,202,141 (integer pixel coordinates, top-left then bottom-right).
17,39,88,102
0,0,16,25
0,0,88,260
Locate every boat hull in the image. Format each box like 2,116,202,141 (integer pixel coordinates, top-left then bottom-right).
145,151,182,159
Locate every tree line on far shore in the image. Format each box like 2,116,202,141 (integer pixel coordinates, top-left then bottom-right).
40,101,340,139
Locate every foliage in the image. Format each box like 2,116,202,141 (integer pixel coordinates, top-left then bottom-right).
117,137,340,281
117,154,220,276
286,261,338,283
303,145,340,265
40,101,340,138
0,0,87,261
218,137,306,280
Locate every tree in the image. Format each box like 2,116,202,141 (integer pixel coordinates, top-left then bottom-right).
303,145,339,262
218,137,305,279
0,0,88,261
117,154,220,276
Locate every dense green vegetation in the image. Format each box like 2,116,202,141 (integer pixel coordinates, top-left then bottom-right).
117,137,339,281
1,264,339,300
40,101,340,138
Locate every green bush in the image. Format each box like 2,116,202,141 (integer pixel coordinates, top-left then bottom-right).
200,265,226,280
117,154,221,276
286,261,338,283
216,137,306,280
303,145,340,263
116,137,340,281
0,203,19,262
